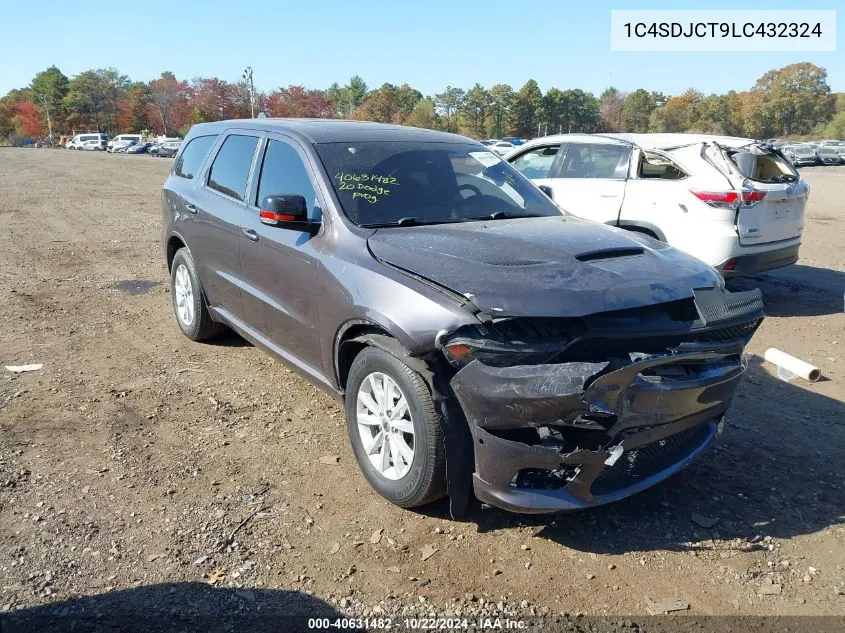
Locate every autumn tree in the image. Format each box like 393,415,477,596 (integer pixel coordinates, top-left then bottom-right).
353,83,421,124
122,83,152,132
434,86,465,133
512,80,542,138
404,98,437,129
100,67,130,132
752,62,835,135
460,84,491,138
190,77,245,122
30,66,68,135
695,91,744,135
64,70,111,131
267,86,334,118
621,89,660,132
487,84,513,137
148,72,190,135
649,89,702,133
0,89,31,140
599,87,625,132
326,75,369,118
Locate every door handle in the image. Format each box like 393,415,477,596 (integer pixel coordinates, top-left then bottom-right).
184,203,198,214
242,228,259,242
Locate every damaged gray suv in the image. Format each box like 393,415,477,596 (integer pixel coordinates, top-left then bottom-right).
162,119,763,516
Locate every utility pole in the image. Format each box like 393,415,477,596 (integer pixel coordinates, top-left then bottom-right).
242,67,256,118
39,94,53,142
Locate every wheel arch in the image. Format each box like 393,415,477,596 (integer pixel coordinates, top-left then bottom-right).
166,233,188,271
617,220,666,242
334,320,430,393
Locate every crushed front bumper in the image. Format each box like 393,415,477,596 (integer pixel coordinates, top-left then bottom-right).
451,347,747,513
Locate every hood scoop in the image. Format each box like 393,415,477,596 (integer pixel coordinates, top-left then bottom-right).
575,247,644,262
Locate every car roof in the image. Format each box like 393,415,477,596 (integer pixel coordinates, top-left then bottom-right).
603,133,756,150
186,118,473,145
519,132,758,151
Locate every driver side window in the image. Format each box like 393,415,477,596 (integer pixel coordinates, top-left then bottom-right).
256,140,321,221
510,145,560,179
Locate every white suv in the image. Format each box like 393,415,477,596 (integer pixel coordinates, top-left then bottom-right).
107,134,142,152
507,133,807,276
66,133,108,151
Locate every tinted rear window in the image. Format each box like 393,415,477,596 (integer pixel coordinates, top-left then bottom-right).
206,135,259,201
174,135,218,180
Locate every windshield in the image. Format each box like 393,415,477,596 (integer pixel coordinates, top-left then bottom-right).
314,141,560,226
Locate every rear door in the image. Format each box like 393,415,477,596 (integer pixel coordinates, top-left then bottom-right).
706,143,807,245
238,133,324,372
177,132,260,319
545,141,631,224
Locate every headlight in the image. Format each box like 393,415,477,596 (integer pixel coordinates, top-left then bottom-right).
439,323,569,368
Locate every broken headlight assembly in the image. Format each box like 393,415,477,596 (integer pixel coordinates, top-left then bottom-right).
438,322,570,368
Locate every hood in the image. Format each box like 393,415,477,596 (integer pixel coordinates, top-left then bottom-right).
367,216,722,318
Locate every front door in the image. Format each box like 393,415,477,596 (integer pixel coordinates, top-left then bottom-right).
546,141,631,225
238,135,324,374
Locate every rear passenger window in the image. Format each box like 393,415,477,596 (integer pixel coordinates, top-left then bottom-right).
559,143,630,179
256,140,319,220
638,152,686,180
207,135,260,201
510,145,559,179
175,135,218,180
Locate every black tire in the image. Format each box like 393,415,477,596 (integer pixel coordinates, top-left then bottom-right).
345,347,446,508
169,247,225,341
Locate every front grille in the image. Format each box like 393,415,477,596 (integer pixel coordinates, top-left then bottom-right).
590,423,713,496
687,319,761,343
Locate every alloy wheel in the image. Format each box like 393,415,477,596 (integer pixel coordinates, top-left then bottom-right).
173,264,194,326
356,372,415,480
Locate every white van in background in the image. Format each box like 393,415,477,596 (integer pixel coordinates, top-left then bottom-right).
66,133,108,151
108,134,143,152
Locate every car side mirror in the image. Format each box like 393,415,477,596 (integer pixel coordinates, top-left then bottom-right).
538,185,553,199
260,194,308,226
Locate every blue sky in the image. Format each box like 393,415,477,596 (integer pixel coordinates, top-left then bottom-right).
1,0,841,97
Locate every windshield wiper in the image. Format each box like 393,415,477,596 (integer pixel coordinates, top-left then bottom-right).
359,217,469,228
473,211,547,220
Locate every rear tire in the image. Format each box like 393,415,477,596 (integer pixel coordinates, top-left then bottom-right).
169,248,225,341
345,347,446,508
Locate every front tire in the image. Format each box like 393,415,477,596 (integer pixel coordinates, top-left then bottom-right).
345,347,446,508
169,248,225,341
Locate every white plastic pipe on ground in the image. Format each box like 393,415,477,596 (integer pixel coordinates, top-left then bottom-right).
763,348,821,383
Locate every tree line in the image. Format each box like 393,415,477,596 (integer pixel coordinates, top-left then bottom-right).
1,62,844,144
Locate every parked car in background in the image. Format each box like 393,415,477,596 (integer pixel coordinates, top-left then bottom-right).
125,142,151,154
816,144,842,165
490,141,515,156
783,144,820,166
508,133,807,276
153,140,182,158
66,133,108,151
107,134,142,152
79,139,106,151
502,136,525,146
161,119,763,515
114,141,138,153
819,140,845,162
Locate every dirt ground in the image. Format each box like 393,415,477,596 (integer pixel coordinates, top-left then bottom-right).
0,149,843,630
